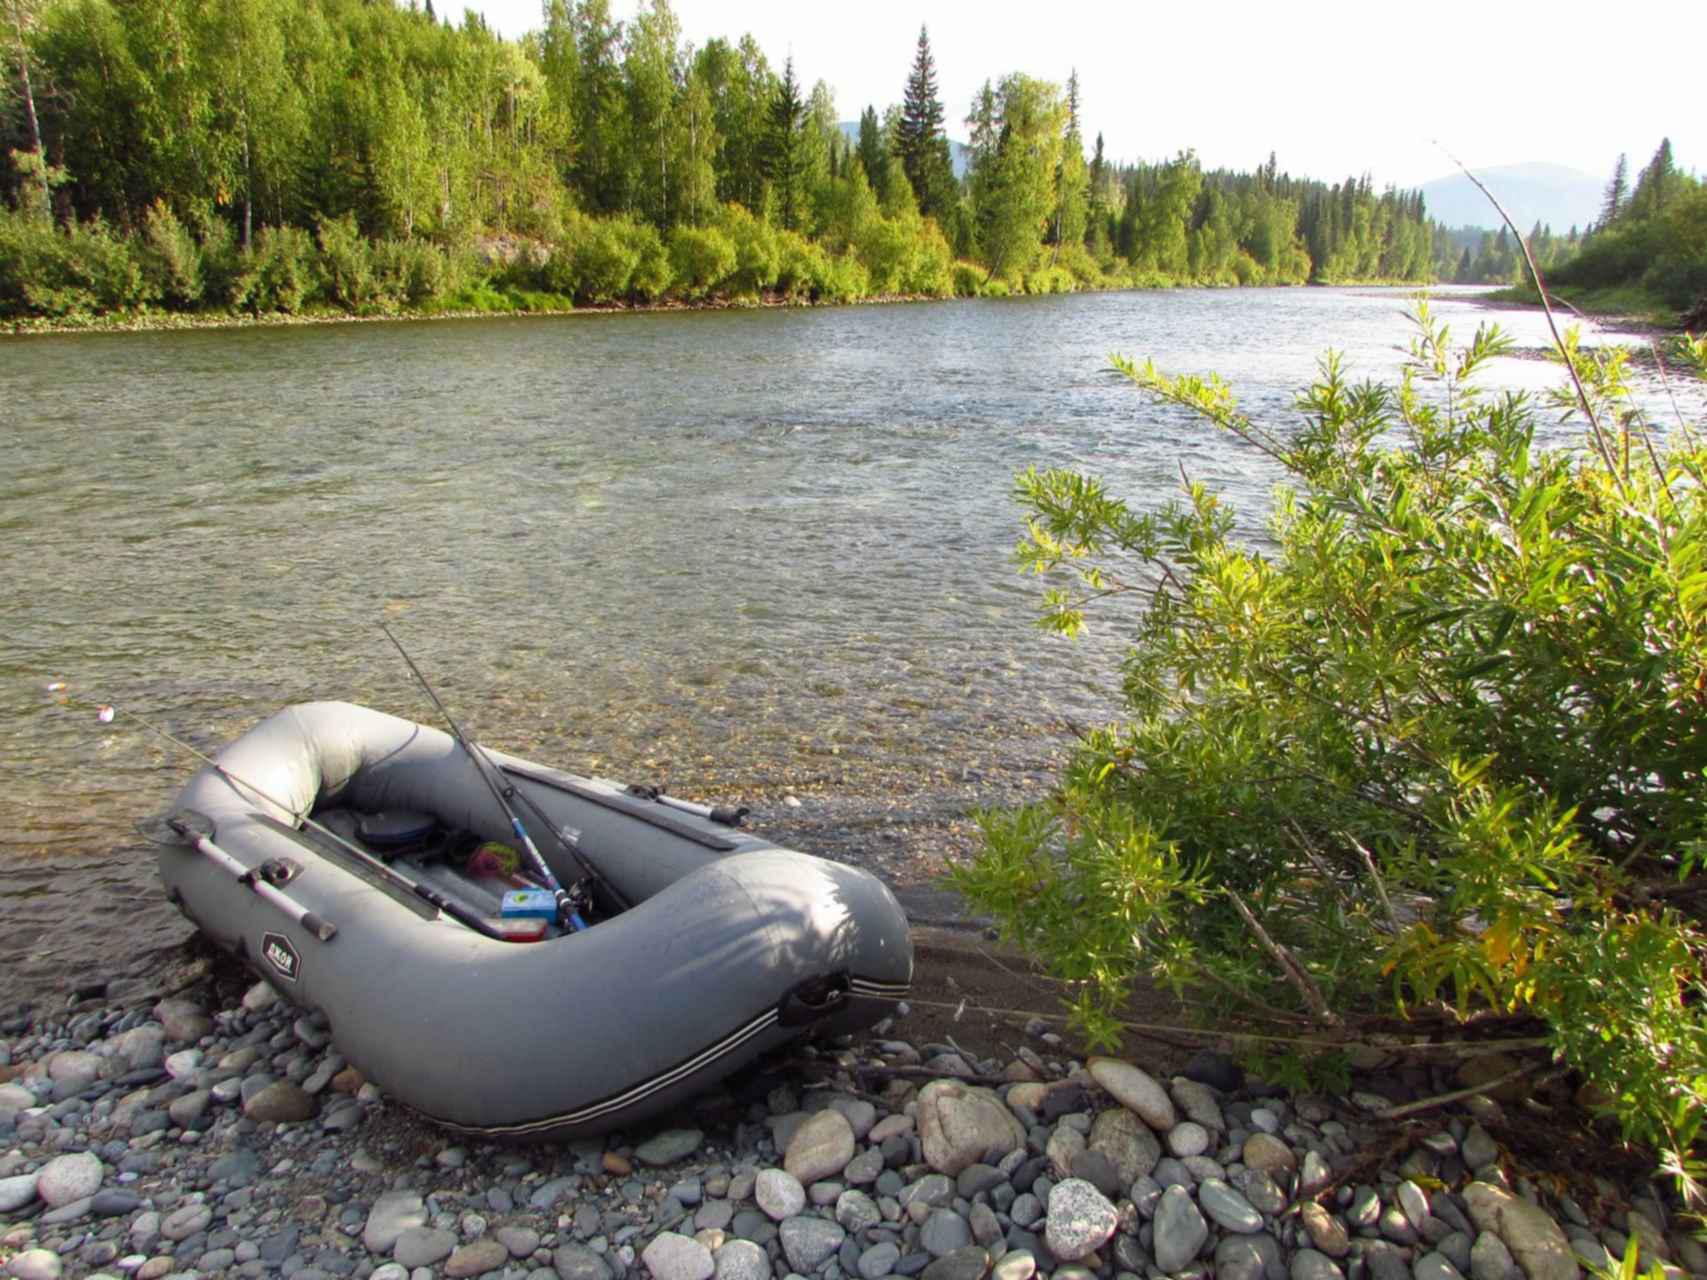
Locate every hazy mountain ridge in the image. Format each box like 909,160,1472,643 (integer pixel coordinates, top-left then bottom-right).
1420,162,1604,233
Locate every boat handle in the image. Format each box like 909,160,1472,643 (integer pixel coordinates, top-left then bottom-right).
777,972,850,1027
169,810,338,942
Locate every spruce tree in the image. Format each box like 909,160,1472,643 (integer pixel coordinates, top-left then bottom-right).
765,56,805,230
896,25,955,223
1598,154,1628,230
857,105,888,205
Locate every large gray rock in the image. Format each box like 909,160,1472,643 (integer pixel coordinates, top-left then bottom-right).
363,1191,426,1254
780,1216,845,1272
921,1246,993,1280
46,1050,104,1094
35,1152,102,1208
642,1232,715,1280
1087,1058,1176,1131
1045,1178,1118,1263
1293,1250,1346,1280
1471,1231,1523,1280
917,1081,1027,1176
785,1110,857,1184
1169,1077,1226,1131
1461,1182,1580,1280
1152,1184,1209,1272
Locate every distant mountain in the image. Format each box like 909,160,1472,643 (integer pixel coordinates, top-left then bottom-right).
1419,162,1604,234
836,122,972,181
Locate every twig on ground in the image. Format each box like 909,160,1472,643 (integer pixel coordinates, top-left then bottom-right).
1374,1062,1538,1120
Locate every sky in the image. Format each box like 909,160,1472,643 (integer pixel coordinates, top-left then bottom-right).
460,0,1701,192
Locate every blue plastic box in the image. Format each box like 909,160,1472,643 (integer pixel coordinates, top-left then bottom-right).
500,888,557,920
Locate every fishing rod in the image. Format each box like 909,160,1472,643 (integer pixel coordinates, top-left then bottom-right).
379,623,590,932
91,699,517,943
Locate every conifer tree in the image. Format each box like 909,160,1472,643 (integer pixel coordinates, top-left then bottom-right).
857,105,888,205
896,25,955,223
1598,153,1628,230
765,56,804,230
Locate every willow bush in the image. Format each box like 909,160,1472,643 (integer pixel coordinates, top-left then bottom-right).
952,303,1707,1187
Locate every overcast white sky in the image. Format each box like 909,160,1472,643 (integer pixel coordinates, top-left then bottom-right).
461,0,1700,191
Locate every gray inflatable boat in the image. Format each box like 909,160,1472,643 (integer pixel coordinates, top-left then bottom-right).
161,701,912,1140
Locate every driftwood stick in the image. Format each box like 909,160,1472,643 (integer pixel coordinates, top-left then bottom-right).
1227,889,1342,1027
1374,1062,1540,1121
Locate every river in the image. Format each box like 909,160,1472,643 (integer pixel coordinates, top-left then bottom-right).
1,286,1691,1005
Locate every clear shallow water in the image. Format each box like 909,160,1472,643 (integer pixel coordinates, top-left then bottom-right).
1,286,1691,1004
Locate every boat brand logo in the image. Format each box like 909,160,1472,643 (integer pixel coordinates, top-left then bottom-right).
261,932,301,983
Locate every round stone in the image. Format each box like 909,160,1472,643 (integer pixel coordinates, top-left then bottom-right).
393,1226,457,1268
779,1216,845,1273
161,1202,213,1241
556,1244,615,1280
754,1168,806,1221
1045,1178,1118,1263
36,1152,103,1208
921,1208,973,1258
1416,1252,1468,1280
1167,1122,1210,1158
243,1081,315,1123
363,1191,426,1253
1242,1132,1297,1175
637,1129,705,1168
785,1110,857,1184
1217,1234,1284,1280
0,1173,39,1213
642,1232,715,1280
714,1239,771,1280
5,1248,63,1280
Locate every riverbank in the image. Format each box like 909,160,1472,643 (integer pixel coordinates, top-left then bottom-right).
0,928,1693,1280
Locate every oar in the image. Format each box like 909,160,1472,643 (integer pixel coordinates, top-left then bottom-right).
94,701,517,943
379,623,590,932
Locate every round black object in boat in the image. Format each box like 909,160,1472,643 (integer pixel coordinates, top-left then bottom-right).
357,810,438,850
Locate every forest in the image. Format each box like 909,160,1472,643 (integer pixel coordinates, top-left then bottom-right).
0,0,1457,321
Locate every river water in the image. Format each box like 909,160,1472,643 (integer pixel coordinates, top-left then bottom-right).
1,286,1690,1005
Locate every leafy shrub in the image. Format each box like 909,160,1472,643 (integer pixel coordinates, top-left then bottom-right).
952,306,1707,1187
715,204,779,296
198,220,249,310
0,214,149,317
370,237,447,308
316,213,378,311
667,224,736,300
138,202,203,309
627,223,671,301
951,261,985,298
246,225,320,314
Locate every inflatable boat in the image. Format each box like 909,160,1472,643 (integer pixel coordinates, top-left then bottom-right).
161,701,912,1140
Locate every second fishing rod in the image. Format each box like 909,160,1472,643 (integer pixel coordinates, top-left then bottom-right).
379,622,593,933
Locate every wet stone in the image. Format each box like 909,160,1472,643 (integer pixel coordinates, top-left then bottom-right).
1199,1178,1264,1234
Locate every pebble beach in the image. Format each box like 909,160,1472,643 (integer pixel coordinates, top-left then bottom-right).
2,949,1701,1280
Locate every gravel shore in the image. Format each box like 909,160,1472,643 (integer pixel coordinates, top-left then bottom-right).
1,941,1699,1280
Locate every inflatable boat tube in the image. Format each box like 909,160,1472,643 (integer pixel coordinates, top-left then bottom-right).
161,701,913,1140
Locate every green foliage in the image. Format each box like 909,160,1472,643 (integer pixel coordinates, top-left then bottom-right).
0,209,145,316
137,202,204,309
315,214,378,312
244,225,319,314
667,223,736,298
953,302,1707,1187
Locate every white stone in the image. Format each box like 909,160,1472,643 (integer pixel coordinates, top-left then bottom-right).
754,1168,806,1222
643,1232,715,1280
